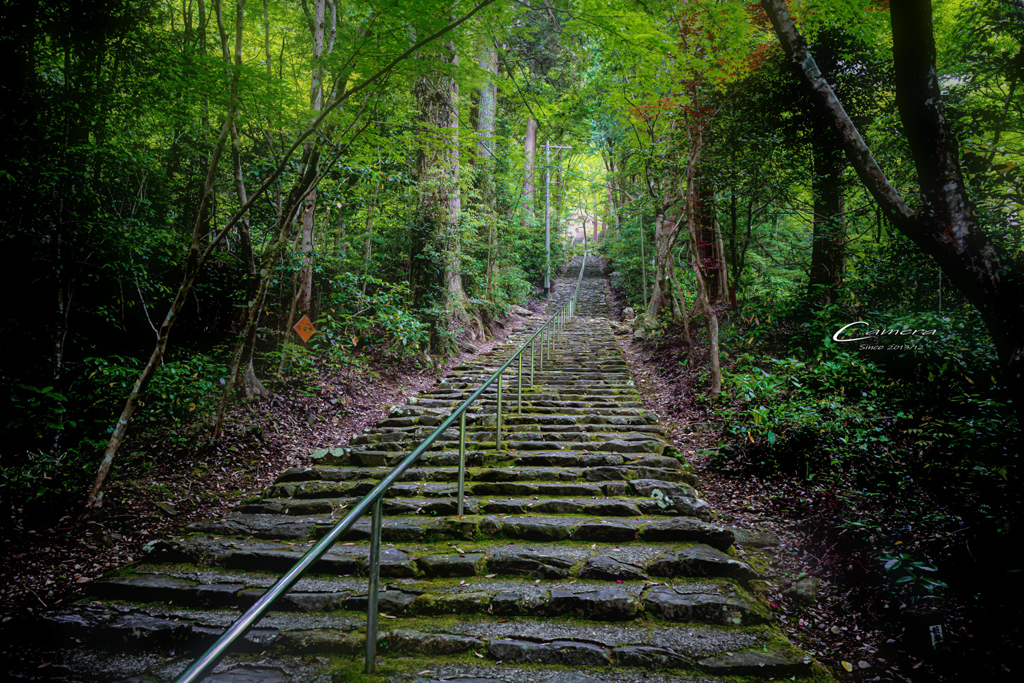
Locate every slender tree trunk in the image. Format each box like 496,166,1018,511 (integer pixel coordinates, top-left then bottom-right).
522,118,537,228
295,0,327,315
445,50,464,304
713,218,732,309
362,155,380,294
476,43,498,298
809,127,846,302
279,222,305,376
688,187,721,396
647,194,687,321
683,81,721,395
210,116,271,442
296,190,316,313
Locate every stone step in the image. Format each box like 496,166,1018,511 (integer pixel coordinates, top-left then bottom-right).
348,434,669,452
275,455,688,483
7,605,811,681
386,405,658,418
342,436,669,457
238,496,707,520
81,571,766,626
307,450,691,472
281,496,701,519
353,424,666,442
377,413,659,428
268,466,694,491
168,514,734,552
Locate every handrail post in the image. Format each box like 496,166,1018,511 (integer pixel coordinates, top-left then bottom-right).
457,410,466,515
496,372,503,451
530,338,535,387
539,327,544,369
365,496,383,674
517,352,523,414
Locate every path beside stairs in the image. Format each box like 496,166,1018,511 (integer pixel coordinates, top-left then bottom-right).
2,258,830,683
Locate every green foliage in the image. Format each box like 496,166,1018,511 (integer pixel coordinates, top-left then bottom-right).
314,273,428,360
2,352,228,502
717,285,1013,483
879,553,948,604
603,209,654,310
87,354,229,429
9,385,71,438
0,450,87,505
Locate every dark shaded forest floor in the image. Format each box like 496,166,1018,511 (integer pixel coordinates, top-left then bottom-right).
606,280,1016,683
0,306,540,626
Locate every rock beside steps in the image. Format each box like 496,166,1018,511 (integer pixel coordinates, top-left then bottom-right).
1,264,827,683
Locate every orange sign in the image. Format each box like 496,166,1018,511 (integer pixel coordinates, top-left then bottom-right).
293,315,316,343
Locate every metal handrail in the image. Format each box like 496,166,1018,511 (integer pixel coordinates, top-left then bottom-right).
174,254,588,683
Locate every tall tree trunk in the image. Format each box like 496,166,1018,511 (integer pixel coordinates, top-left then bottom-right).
683,80,721,395
411,37,465,353
210,116,271,443
476,43,499,298
522,118,538,228
647,200,684,320
295,0,327,315
693,177,728,306
446,50,464,305
296,190,316,313
687,181,722,396
809,127,846,302
763,0,1024,422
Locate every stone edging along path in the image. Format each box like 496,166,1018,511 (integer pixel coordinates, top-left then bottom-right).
1,258,836,683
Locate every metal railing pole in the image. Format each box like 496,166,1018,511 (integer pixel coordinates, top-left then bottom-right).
496,373,503,451
365,496,383,674
530,338,535,387
517,352,523,414
457,410,466,515
539,327,544,369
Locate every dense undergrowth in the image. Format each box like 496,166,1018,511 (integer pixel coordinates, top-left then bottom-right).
0,267,525,518
605,229,1023,679
717,285,1022,619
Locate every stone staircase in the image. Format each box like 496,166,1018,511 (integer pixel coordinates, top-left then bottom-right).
2,258,829,683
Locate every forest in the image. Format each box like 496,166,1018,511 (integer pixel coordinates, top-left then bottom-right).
1,0,1022,680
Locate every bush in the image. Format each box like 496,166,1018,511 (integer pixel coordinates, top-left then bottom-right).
2,351,229,502
314,273,428,360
